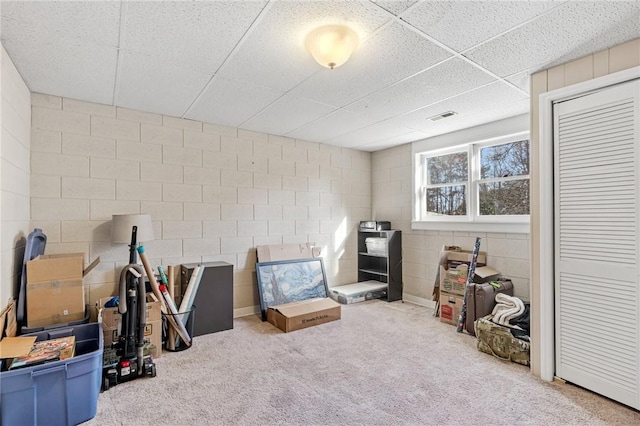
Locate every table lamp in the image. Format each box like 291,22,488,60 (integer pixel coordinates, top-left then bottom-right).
111,214,154,264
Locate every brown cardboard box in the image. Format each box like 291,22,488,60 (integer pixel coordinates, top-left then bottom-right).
26,254,99,328
445,248,486,268
256,243,321,262
440,264,468,296
439,290,463,326
472,266,501,284
96,297,162,358
267,297,341,332
440,264,501,296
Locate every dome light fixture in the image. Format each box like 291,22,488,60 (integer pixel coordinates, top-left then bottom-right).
305,24,359,70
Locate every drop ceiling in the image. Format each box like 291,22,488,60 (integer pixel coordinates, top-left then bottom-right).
1,1,638,151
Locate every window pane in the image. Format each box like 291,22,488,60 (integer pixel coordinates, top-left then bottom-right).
479,180,530,215
427,152,468,184
427,186,467,216
480,140,529,179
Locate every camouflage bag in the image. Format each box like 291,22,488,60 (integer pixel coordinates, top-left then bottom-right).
475,316,530,366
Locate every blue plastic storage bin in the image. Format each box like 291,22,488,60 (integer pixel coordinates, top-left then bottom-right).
0,322,103,426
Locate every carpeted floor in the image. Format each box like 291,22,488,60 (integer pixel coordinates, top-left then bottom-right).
87,300,639,425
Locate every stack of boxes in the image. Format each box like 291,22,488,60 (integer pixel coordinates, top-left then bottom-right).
438,248,487,326
96,297,162,358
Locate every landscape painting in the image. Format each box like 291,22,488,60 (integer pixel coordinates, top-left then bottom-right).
256,258,328,321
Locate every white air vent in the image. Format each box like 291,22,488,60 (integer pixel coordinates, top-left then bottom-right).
428,111,457,121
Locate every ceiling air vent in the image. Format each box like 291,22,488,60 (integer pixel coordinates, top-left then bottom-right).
428,111,457,121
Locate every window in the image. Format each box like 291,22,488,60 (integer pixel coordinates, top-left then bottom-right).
414,133,530,231
477,138,530,216
425,150,468,216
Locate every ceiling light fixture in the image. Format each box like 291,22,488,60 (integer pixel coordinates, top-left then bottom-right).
305,25,359,70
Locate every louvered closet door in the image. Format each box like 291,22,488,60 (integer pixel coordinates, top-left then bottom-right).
554,79,640,409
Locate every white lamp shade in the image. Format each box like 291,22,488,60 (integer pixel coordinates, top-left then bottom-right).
111,214,154,244
305,25,359,69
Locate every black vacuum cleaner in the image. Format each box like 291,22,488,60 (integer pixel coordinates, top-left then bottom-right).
102,225,156,391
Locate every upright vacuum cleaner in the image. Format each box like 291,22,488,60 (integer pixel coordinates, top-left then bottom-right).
102,225,156,390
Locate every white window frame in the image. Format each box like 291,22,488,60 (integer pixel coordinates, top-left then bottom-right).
413,131,530,233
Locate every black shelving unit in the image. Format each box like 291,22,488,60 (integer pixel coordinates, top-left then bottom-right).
357,229,402,302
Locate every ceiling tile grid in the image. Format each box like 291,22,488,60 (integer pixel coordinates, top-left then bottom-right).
464,1,640,77
186,76,283,128
401,0,564,52
290,22,452,107
1,33,118,106
115,51,212,118
389,81,529,135
1,0,637,151
323,120,418,148
121,1,267,74
285,109,380,142
371,0,419,17
217,0,392,93
241,94,335,136
343,57,496,120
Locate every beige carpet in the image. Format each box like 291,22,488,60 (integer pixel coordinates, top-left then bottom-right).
87,300,639,425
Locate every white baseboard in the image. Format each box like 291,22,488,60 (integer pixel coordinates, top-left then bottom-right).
234,305,260,318
234,297,436,318
403,294,436,309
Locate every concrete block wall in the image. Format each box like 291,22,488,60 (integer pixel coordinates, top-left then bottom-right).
30,94,371,315
371,144,531,304
0,47,31,306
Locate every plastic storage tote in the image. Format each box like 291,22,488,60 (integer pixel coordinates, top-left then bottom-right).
365,237,387,255
0,322,103,426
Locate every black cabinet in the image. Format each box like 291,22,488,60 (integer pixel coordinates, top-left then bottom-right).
358,230,402,302
180,261,233,336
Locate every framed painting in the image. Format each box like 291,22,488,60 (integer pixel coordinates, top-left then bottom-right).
256,257,329,321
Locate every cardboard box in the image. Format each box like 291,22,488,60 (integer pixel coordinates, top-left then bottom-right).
445,249,486,268
440,264,469,296
96,297,162,358
256,243,321,262
440,265,501,296
439,290,463,326
472,266,501,283
26,254,99,328
267,297,340,332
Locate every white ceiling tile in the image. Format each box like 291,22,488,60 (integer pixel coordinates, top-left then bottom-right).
186,77,283,128
115,52,212,118
413,98,531,144
391,81,529,135
0,34,117,105
241,95,336,136
1,1,636,152
285,109,378,142
402,1,561,51
344,57,495,119
371,0,419,16
465,1,640,77
218,0,392,92
291,22,452,107
323,121,417,148
122,1,267,73
1,1,121,47
354,130,430,151
506,71,531,95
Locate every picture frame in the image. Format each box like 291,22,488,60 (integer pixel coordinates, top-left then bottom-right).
256,257,329,321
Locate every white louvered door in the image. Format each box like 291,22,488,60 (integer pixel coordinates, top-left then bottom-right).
554,79,640,409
